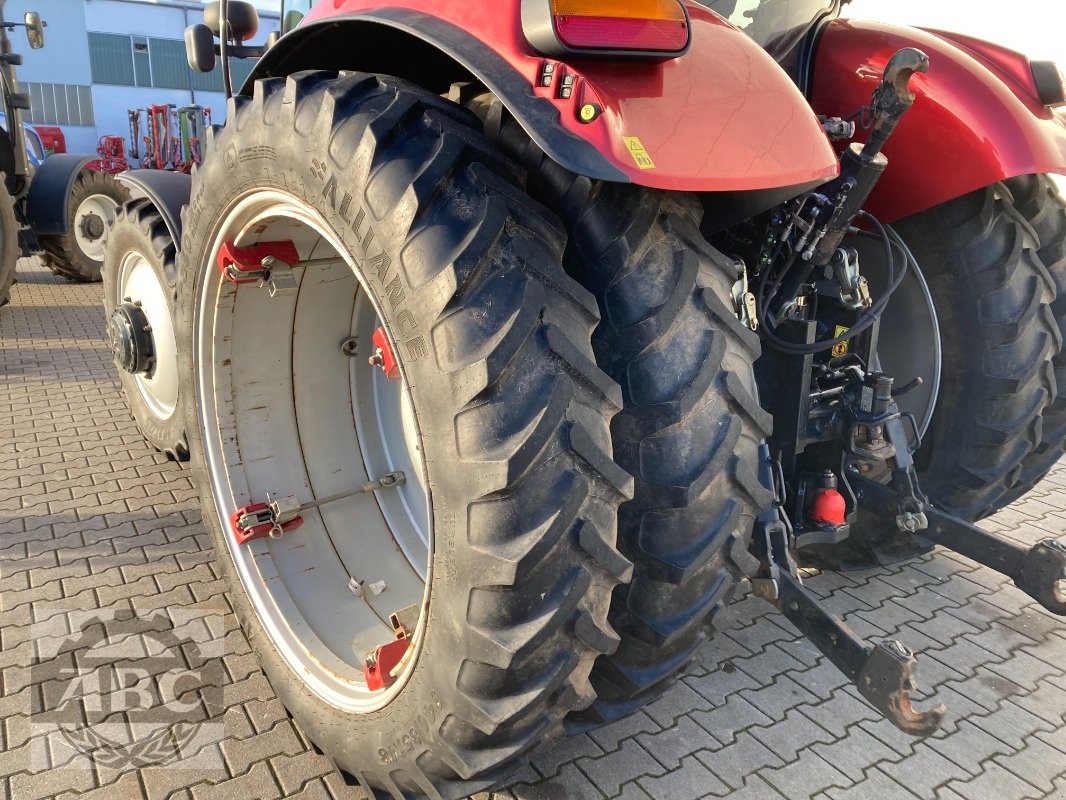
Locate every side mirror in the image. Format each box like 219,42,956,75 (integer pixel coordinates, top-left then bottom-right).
203,1,259,43
24,12,45,49
185,24,216,73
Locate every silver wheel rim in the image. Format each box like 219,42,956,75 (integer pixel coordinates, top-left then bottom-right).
75,193,120,262
195,190,432,712
118,251,179,419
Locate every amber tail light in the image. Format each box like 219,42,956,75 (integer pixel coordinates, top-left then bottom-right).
522,0,691,59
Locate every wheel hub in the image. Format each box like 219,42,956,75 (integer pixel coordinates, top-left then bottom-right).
79,212,106,241
73,194,120,262
108,302,155,375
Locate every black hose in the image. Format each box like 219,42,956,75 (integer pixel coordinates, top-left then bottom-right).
759,211,909,355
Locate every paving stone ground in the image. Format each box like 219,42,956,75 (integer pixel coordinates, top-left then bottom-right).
1,257,1065,800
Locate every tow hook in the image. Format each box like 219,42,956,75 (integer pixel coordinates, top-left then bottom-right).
775,567,946,736
365,607,419,691
751,446,946,736
230,471,406,544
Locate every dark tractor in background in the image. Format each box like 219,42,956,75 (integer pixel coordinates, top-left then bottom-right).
0,0,129,307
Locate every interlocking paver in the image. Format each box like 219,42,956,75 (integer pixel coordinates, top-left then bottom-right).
1,257,1065,800
945,761,1044,800
576,738,664,797
695,732,784,790
810,725,900,782
761,748,852,799
927,720,1013,776
691,694,772,748
970,698,1056,750
635,755,728,800
586,710,659,754
748,708,837,763
636,716,713,771
798,686,883,738
992,733,1066,793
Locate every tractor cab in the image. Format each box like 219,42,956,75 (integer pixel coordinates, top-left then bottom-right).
0,2,46,192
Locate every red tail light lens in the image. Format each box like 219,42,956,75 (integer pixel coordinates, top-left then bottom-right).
523,0,690,58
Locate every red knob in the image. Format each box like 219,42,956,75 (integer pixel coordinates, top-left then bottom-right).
811,488,847,526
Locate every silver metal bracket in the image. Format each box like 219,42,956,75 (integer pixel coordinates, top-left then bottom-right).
258,255,299,297
732,265,759,331
267,494,302,527
896,510,929,533
832,248,872,310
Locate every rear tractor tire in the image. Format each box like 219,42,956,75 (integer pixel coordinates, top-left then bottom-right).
891,181,1061,520
103,199,187,460
40,169,130,282
998,174,1066,503
176,71,633,799
478,101,773,726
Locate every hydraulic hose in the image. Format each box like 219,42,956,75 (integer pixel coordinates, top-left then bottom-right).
759,212,910,356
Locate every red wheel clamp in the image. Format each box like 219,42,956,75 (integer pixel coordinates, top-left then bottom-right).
230,497,303,545
364,622,412,691
369,327,401,381
217,240,299,285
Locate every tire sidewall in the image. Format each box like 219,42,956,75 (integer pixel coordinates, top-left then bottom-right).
0,185,18,306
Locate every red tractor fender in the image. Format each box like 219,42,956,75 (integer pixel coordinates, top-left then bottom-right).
248,1,838,193
810,19,1066,223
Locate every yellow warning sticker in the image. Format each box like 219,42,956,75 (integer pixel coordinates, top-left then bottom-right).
622,136,656,170
831,325,850,358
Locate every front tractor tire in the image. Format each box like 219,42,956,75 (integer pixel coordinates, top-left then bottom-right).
892,181,1061,520
103,199,187,460
40,169,130,282
176,71,633,799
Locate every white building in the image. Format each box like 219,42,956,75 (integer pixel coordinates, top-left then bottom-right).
6,0,280,156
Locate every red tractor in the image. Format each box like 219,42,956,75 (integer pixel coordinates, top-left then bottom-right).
101,1,1066,796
